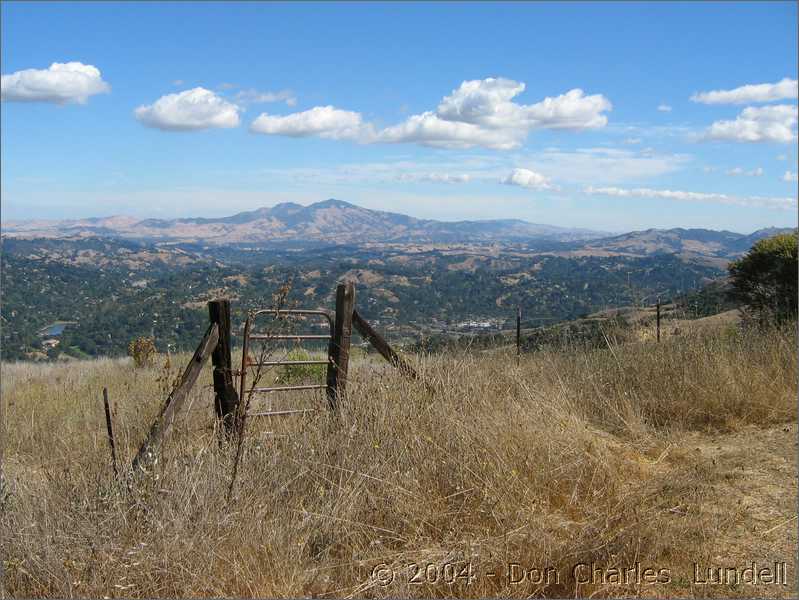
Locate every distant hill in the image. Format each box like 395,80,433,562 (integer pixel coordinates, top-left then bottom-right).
4,200,793,267
568,226,796,268
2,198,607,244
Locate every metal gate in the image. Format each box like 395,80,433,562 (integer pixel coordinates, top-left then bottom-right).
239,308,333,418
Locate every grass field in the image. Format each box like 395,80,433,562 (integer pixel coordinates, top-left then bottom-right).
1,321,797,598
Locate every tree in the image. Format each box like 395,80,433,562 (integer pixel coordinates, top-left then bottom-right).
728,233,798,322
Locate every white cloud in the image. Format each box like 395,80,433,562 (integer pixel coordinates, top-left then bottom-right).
584,185,796,211
395,172,472,184
380,80,611,149
657,104,672,112
1,61,110,104
250,105,368,140
523,88,612,130
234,88,297,107
702,104,797,143
784,171,798,182
502,168,557,191
691,78,798,104
726,166,763,177
520,147,689,185
135,87,241,131
376,111,523,149
249,77,611,150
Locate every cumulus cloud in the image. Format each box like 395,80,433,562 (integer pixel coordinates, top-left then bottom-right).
234,88,296,106
1,61,110,104
250,105,368,140
702,104,797,143
249,77,612,150
691,78,798,104
430,79,611,131
784,171,798,182
135,87,241,131
502,168,557,190
395,172,472,184
726,166,763,177
584,185,796,211
376,111,523,149
657,104,672,112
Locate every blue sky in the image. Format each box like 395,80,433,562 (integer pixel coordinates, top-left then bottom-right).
1,1,797,233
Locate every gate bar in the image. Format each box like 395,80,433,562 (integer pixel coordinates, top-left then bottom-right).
249,334,331,341
252,359,330,367
248,408,316,418
250,384,327,393
240,308,335,407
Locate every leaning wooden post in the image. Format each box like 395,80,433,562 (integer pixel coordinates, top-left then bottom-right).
208,299,240,437
656,298,661,343
102,387,118,478
516,305,522,366
131,323,219,474
326,282,355,411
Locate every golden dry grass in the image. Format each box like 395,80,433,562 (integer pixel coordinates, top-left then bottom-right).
1,322,796,598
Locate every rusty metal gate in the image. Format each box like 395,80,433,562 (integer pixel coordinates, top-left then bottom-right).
239,308,333,418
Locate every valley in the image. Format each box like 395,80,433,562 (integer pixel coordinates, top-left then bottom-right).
2,200,787,362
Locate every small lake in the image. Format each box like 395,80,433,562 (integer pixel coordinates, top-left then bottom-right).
39,321,75,337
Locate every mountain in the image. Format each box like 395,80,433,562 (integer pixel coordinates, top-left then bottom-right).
569,226,796,268
3,200,793,266
2,199,608,244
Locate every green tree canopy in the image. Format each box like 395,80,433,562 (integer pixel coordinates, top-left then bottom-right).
728,233,798,321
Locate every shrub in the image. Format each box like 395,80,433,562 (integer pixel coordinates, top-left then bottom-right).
729,232,798,322
127,336,157,368
278,347,326,384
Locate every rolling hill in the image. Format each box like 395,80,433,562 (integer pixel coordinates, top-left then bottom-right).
2,198,607,244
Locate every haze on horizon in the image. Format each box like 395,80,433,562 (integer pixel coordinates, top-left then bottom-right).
1,2,797,233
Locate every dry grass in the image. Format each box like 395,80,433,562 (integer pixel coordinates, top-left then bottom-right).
1,322,796,598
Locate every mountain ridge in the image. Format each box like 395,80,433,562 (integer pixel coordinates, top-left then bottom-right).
1,198,609,244
2,199,792,259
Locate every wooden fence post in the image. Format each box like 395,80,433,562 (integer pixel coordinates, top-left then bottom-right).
131,323,219,474
102,387,118,478
516,305,522,366
326,282,355,411
208,299,239,436
656,299,661,343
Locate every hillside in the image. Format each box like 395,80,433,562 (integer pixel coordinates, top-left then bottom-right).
2,320,795,598
5,200,792,255
573,227,796,268
2,199,607,245
2,203,791,362
0,236,724,361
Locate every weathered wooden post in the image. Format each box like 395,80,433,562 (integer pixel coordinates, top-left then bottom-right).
656,298,661,343
131,323,219,473
516,305,522,366
102,387,118,478
208,299,239,436
326,282,355,411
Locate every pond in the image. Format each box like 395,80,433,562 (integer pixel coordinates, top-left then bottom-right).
39,321,74,337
